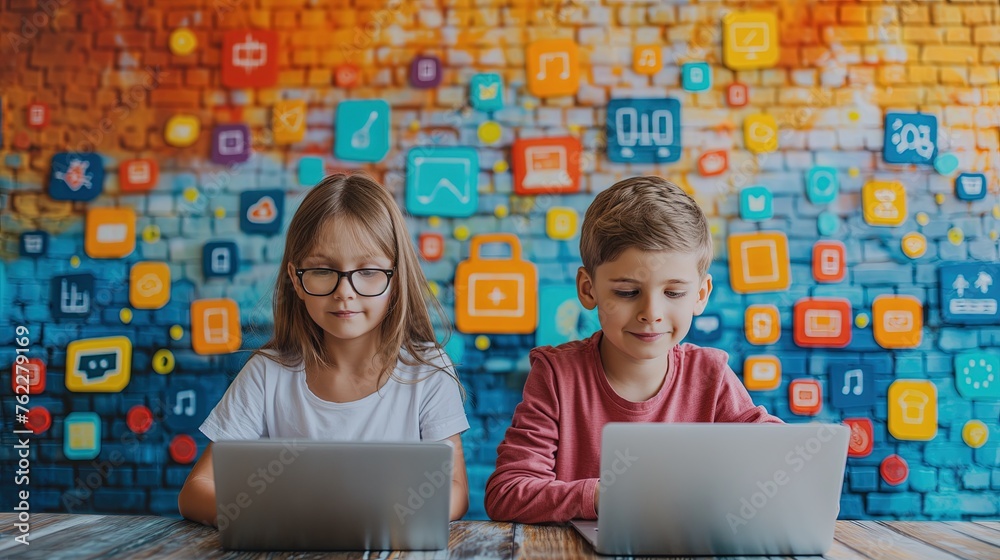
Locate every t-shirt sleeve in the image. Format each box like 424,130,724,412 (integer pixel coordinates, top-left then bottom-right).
199,354,270,441
418,351,470,442
712,351,783,424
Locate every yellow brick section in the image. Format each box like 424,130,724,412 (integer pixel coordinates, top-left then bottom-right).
921,45,979,64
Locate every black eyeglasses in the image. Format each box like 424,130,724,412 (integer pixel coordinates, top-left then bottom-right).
295,268,394,297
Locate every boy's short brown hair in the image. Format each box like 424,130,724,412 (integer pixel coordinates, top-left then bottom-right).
579,176,714,276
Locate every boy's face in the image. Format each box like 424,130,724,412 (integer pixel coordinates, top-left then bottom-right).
576,247,712,367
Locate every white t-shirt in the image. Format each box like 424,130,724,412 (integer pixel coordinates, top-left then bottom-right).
200,347,470,443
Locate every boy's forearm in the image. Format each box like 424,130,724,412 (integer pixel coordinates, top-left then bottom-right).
178,476,218,527
486,472,599,523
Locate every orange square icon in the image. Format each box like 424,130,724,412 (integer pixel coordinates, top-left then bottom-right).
789,378,822,416
872,295,923,349
130,262,171,309
744,355,781,391
272,100,306,145
512,136,581,195
745,304,780,345
527,39,580,97
85,207,136,259
812,240,846,283
633,45,662,75
794,297,852,348
727,232,790,293
455,234,537,334
222,30,278,88
119,159,158,192
419,232,444,262
191,298,242,355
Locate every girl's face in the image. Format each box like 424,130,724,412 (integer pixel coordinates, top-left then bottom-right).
287,217,394,354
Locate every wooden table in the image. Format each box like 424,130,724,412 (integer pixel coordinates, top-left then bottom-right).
1,514,998,559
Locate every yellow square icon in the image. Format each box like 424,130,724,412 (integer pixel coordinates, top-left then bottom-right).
727,231,790,293
863,181,907,227
744,355,781,391
85,207,136,259
273,100,306,144
633,45,662,75
192,298,242,354
130,262,171,309
744,113,778,153
165,114,201,148
527,39,580,97
888,380,937,441
69,422,96,449
66,336,133,392
745,304,780,345
723,11,779,70
873,295,923,349
546,207,578,240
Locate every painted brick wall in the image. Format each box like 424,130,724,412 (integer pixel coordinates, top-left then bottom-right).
1,0,999,521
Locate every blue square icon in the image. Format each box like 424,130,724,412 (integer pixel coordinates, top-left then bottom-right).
940,263,1000,325
954,351,1000,399
739,185,773,221
203,241,239,278
955,173,987,201
470,73,504,112
806,167,839,205
406,147,479,217
298,156,325,186
50,273,95,319
536,285,600,348
19,230,49,257
607,98,682,163
335,100,390,162
830,364,876,409
686,313,722,343
49,152,105,201
884,112,937,165
682,62,711,92
64,412,101,460
240,190,284,235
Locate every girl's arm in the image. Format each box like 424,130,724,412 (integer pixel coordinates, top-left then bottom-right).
444,433,469,521
178,442,218,526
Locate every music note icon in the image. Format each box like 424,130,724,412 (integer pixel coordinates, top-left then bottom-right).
842,369,863,396
537,52,570,80
174,389,196,416
528,39,579,97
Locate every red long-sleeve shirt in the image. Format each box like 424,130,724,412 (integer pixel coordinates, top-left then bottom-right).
485,331,783,523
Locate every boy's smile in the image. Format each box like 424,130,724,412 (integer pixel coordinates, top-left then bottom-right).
577,247,713,387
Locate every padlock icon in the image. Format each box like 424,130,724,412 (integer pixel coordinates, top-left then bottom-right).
455,233,538,334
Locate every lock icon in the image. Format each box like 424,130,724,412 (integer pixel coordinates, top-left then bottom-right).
455,233,538,334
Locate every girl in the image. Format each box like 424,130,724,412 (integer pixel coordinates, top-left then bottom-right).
179,174,470,526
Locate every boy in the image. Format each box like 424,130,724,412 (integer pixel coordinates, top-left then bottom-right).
485,176,782,524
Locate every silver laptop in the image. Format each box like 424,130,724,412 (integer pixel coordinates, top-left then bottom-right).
213,440,452,551
571,423,849,556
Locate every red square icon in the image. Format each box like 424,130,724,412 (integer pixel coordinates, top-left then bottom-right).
727,83,749,107
512,136,582,195
27,103,49,128
222,30,279,88
335,64,360,88
11,358,46,394
119,159,159,192
419,232,444,262
789,378,822,416
794,297,852,348
812,240,846,283
843,418,873,458
697,150,728,177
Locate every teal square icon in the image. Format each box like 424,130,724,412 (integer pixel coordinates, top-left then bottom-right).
64,412,101,460
298,156,325,186
955,351,1000,399
682,62,711,92
406,147,479,217
536,285,600,348
335,100,390,162
740,185,773,221
470,73,504,112
806,167,839,205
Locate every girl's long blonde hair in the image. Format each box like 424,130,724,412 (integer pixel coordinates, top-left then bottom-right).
255,173,458,390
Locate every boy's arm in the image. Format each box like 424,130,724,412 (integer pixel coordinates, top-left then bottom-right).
485,355,599,523
716,363,784,423
178,443,218,526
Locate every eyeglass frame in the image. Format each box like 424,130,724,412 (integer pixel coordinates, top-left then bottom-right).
294,267,395,297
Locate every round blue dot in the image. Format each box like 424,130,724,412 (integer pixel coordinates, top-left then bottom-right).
818,212,840,236
933,153,959,175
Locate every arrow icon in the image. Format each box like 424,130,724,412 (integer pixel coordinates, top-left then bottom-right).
975,271,993,294
953,274,969,297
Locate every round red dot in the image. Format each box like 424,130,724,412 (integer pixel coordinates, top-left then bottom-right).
880,454,909,486
25,407,51,434
170,434,198,464
126,405,154,434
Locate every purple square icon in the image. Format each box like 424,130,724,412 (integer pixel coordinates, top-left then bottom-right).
211,124,250,164
409,55,441,88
